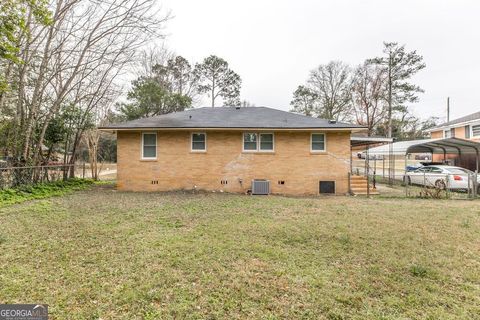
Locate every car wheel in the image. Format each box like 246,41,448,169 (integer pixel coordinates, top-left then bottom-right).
434,179,446,190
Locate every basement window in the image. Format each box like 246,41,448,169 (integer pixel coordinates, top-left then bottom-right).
191,133,206,151
142,132,157,159
319,181,335,194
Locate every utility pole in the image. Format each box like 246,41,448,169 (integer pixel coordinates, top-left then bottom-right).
387,54,393,138
447,97,450,122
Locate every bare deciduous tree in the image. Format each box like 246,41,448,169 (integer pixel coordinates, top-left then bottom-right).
351,62,388,136
1,0,170,166
291,61,352,121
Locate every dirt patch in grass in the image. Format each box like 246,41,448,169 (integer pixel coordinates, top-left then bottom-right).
0,186,479,319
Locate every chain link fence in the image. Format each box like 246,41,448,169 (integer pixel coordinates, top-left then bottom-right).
352,161,479,199
402,171,479,199
0,164,83,190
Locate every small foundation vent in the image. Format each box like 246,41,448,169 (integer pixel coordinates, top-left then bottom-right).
252,179,270,195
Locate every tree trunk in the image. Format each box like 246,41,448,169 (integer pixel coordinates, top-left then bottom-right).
387,54,393,138
211,77,215,107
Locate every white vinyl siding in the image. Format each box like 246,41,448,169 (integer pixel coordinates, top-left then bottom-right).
472,125,480,137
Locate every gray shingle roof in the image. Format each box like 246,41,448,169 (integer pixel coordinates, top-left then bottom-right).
431,110,480,130
100,107,365,130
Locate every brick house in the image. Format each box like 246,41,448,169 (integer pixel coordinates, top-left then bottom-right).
427,111,480,169
100,107,365,195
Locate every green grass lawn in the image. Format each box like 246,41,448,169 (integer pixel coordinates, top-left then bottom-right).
0,185,479,319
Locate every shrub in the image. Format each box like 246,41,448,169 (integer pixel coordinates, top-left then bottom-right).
0,178,94,206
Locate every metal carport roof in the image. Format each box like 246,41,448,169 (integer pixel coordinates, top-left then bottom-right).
367,138,480,156
350,136,393,147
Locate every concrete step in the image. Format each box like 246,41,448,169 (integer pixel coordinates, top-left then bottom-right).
351,186,369,190
351,175,367,180
350,175,380,195
351,181,368,186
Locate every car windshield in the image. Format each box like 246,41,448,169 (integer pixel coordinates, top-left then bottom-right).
446,168,472,174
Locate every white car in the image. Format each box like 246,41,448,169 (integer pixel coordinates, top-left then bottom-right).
404,165,480,190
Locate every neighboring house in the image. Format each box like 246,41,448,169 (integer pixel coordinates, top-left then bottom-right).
427,111,480,169
428,111,480,141
99,107,365,195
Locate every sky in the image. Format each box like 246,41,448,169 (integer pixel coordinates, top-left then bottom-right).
158,0,480,122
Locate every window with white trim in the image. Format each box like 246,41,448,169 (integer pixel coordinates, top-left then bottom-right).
191,133,206,151
259,133,274,151
311,133,326,151
142,133,157,159
243,133,258,151
444,130,451,138
243,133,274,152
472,125,480,137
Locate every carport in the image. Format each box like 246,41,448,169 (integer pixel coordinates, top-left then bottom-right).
364,138,480,198
367,137,480,172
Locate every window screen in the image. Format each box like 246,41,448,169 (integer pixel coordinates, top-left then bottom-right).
243,133,257,150
465,125,471,139
192,133,206,151
259,133,273,151
142,133,157,159
311,133,325,151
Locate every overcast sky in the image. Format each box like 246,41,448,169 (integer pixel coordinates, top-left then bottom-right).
159,0,480,122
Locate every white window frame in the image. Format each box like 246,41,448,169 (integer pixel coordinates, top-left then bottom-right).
471,123,480,137
191,132,207,152
310,133,326,152
443,129,451,138
141,132,157,160
242,132,275,152
242,132,258,152
259,133,275,152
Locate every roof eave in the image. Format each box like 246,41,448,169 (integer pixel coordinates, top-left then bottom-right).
427,118,480,132
98,126,367,131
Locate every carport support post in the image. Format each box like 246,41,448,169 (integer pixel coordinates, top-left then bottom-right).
382,157,385,179
467,174,471,199
366,144,370,198
423,168,427,196
474,148,479,198
404,154,408,197
476,149,479,173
